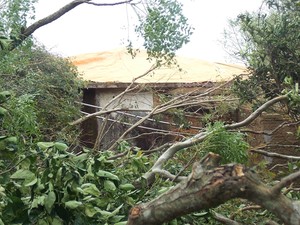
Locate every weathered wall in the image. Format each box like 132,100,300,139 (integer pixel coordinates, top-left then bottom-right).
90,88,163,150
247,112,300,175
97,88,153,110
81,87,299,157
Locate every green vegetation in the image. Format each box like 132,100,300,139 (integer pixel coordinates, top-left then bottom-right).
226,0,300,103
0,0,299,224
134,0,193,64
0,47,83,142
201,122,249,164
0,139,152,224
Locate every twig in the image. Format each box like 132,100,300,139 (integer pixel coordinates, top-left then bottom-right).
172,150,198,182
250,149,300,160
269,163,288,171
230,205,261,219
152,168,186,182
240,120,300,135
213,212,242,225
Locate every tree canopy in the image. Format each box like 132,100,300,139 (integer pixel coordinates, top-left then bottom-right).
225,0,300,103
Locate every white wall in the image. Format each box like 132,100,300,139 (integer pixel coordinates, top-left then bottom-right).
97,89,153,111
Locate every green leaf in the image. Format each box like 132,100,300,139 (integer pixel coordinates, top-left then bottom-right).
104,180,116,192
81,183,101,196
85,205,98,217
96,170,119,181
119,183,135,191
110,215,125,223
10,169,37,186
73,153,88,162
111,204,123,217
31,195,45,209
0,107,7,116
25,177,37,187
64,200,82,209
44,191,56,213
0,91,10,104
38,218,49,225
115,222,127,225
96,209,113,218
5,136,18,144
52,217,63,225
54,142,68,151
37,142,55,150
169,219,178,225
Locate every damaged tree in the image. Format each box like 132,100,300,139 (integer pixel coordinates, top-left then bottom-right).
121,94,300,225
1,0,300,224
127,153,300,225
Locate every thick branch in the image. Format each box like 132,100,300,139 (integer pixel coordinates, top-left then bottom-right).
127,154,300,225
213,212,242,225
225,95,288,130
13,0,133,49
272,170,300,195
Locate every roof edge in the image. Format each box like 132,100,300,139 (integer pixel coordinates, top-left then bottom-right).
86,81,218,89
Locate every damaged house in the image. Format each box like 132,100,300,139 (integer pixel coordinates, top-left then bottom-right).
71,48,247,150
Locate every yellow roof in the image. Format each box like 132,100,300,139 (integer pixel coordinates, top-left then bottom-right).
71,48,247,84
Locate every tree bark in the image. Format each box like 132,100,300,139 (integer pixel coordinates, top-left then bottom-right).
12,0,133,49
127,153,300,225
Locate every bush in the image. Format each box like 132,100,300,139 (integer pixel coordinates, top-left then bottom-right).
0,45,83,142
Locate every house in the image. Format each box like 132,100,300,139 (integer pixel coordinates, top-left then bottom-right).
71,48,247,150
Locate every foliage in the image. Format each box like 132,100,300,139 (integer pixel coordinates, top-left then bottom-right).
0,98,153,224
133,0,193,64
0,90,18,154
0,138,153,224
200,122,249,164
0,46,83,142
226,0,300,102
0,0,37,49
2,94,41,144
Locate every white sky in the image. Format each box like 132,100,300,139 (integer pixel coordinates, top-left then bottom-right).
33,0,263,63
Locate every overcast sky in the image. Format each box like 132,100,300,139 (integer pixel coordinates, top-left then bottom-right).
33,0,263,63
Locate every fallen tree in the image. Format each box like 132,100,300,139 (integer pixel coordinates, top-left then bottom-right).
127,153,300,225
121,94,300,224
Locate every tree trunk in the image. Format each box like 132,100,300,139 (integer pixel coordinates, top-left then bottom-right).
127,153,300,225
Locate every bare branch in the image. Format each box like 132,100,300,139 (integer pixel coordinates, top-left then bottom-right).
241,120,300,135
107,105,160,151
86,0,133,6
70,108,132,126
272,170,300,195
251,149,300,160
230,205,261,219
152,169,186,182
225,95,288,130
142,95,289,185
213,212,242,225
12,0,133,49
